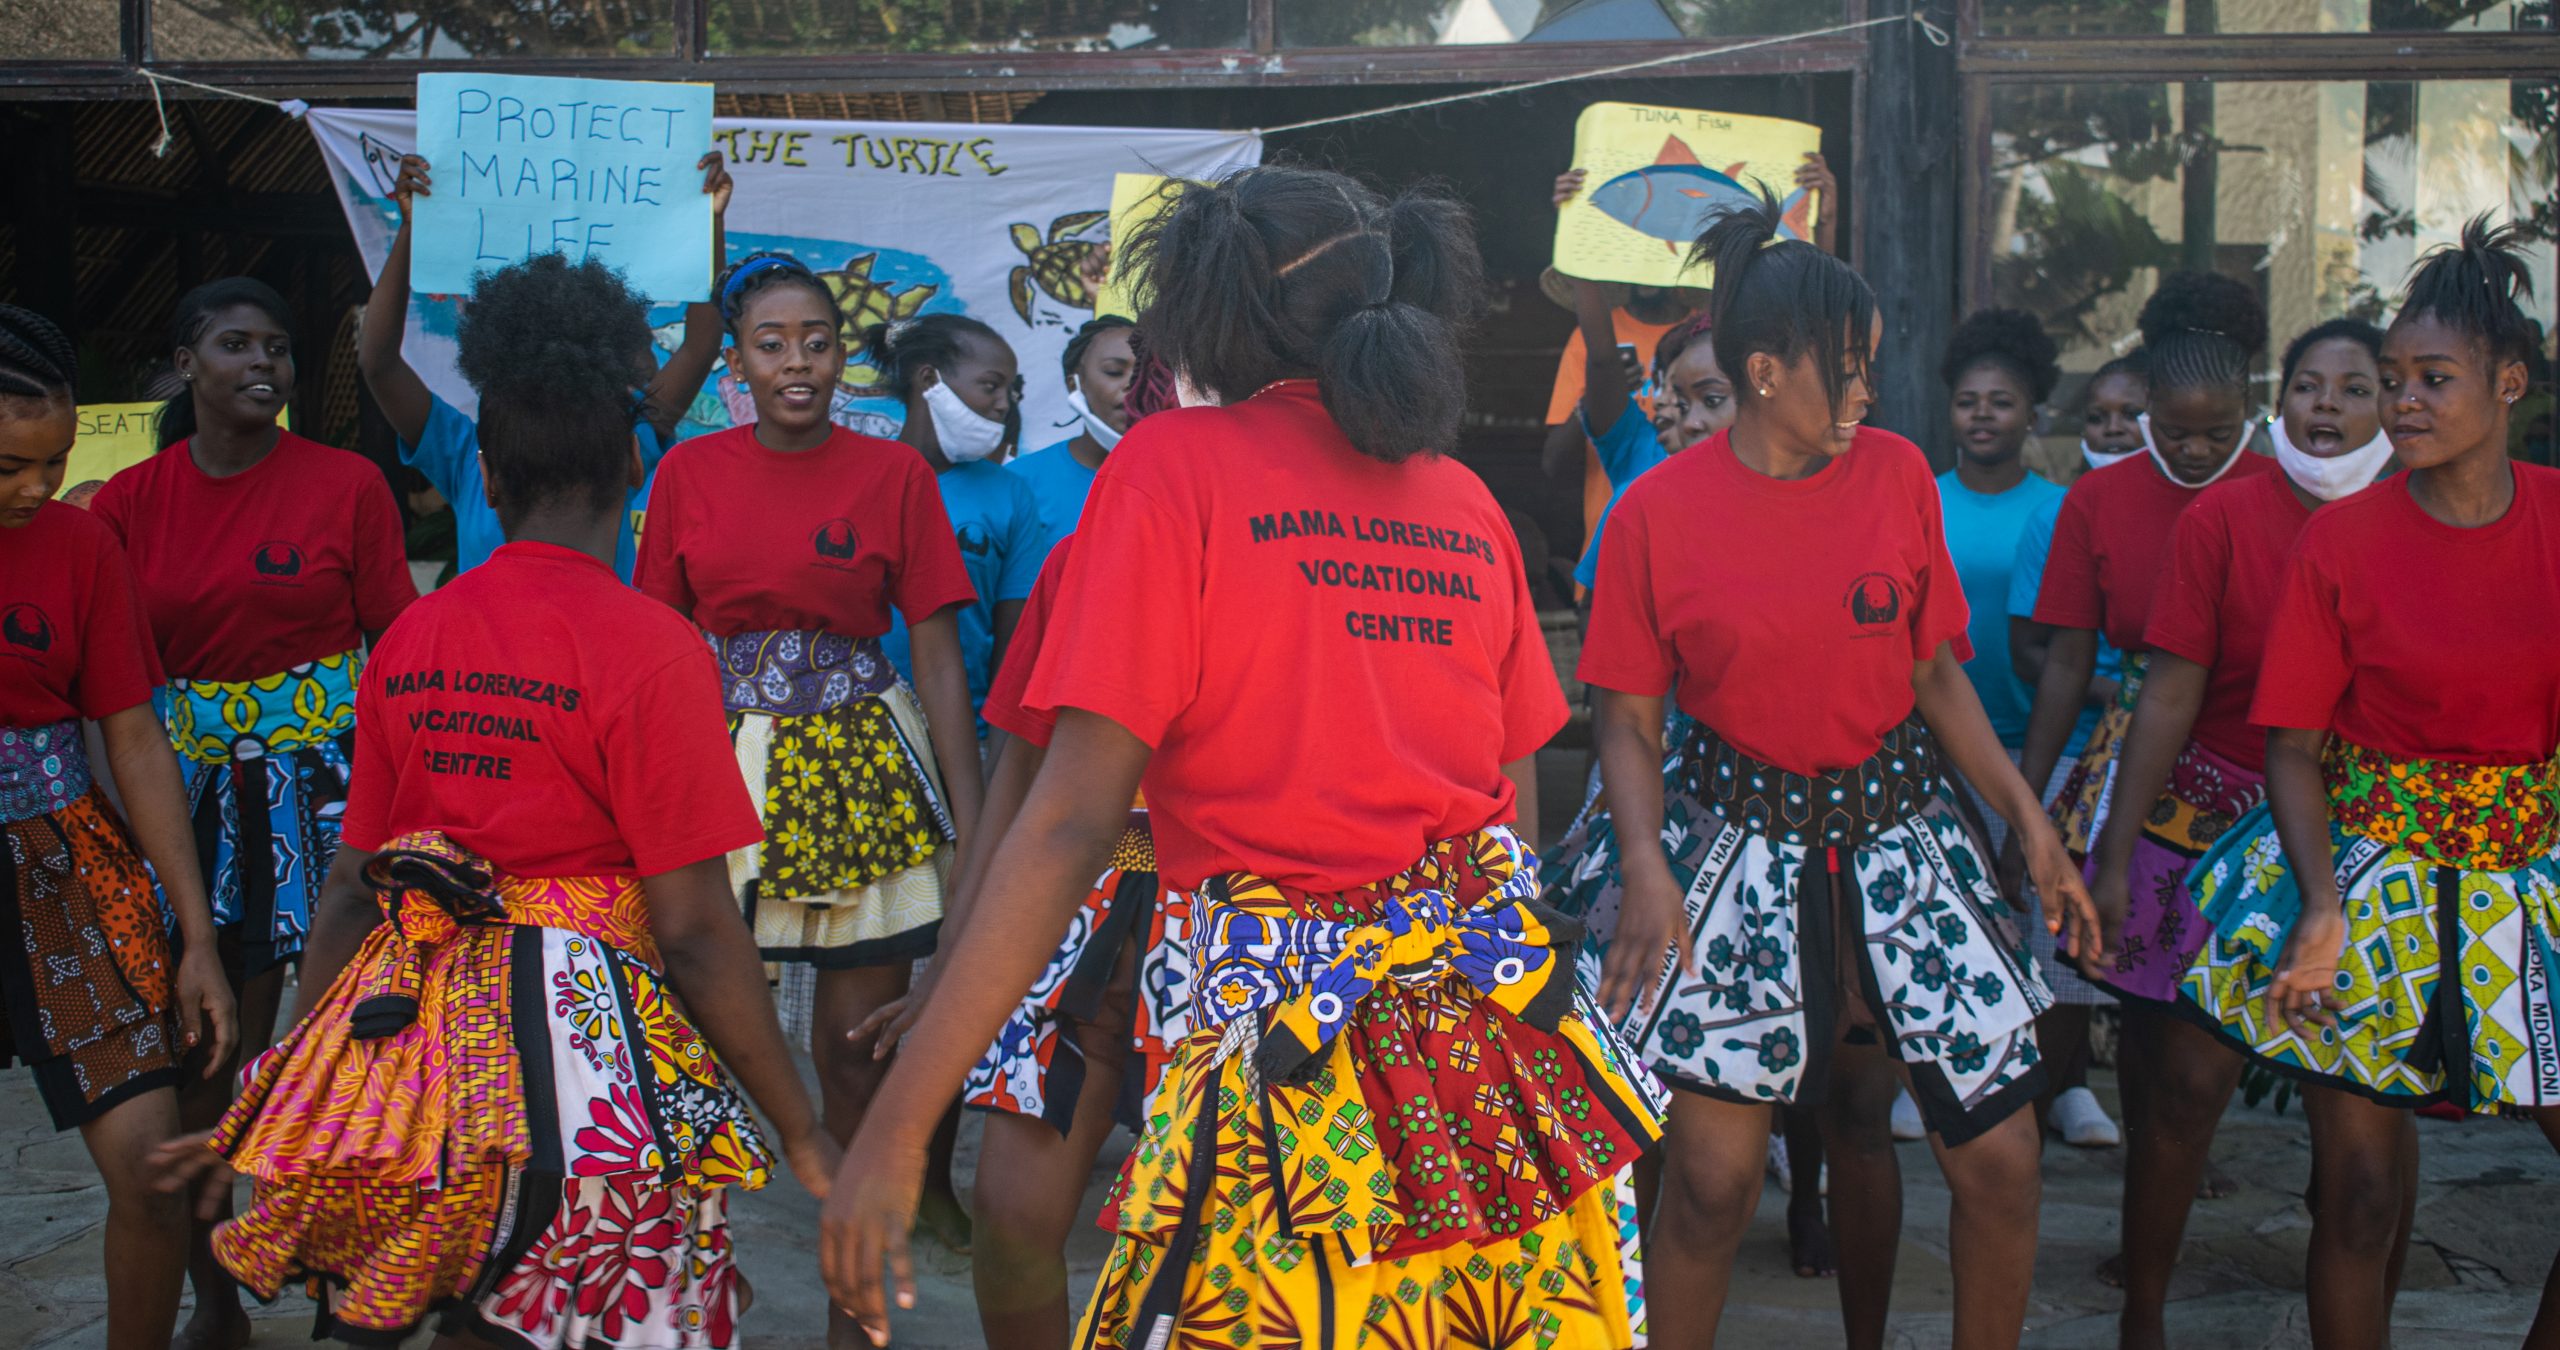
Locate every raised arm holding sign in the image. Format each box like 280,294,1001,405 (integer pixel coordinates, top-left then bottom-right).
412,73,716,303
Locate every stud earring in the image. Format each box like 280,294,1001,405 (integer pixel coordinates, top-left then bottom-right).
182,371,194,381
1758,387,1771,397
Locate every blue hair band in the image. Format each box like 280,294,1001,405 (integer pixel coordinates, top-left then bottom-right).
719,256,797,313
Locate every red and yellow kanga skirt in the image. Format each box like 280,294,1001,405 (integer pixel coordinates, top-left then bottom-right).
210,834,772,1349
1078,827,1665,1350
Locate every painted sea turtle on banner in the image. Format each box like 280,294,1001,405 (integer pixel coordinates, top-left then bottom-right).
1006,210,1111,326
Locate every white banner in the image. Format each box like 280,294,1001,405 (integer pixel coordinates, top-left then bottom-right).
308,107,1259,447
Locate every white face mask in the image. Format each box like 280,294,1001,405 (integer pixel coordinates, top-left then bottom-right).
2140,412,2245,489
1065,382,1123,451
923,376,1006,463
2081,439,2142,472
2267,412,2391,502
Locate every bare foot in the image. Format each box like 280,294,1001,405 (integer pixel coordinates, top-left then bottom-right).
1788,1201,1837,1279
2196,1163,2240,1199
913,1184,974,1256
2096,1251,2126,1288
170,1300,251,1350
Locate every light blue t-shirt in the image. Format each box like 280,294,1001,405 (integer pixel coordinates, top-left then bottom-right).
1007,438,1099,558
2008,491,2120,756
882,458,1046,717
401,393,667,583
1936,470,2066,748
1572,395,1670,589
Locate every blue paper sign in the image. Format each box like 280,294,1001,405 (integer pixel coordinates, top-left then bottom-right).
412,72,714,303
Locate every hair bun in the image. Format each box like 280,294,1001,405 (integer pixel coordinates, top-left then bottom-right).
2137,271,2268,357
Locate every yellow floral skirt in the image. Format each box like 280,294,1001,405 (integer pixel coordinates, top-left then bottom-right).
729,684,950,968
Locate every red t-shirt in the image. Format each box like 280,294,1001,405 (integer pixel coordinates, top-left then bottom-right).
91,431,416,681
636,424,975,639
984,534,1073,747
340,541,762,877
1579,427,1971,776
0,501,164,727
2252,465,2560,766
2033,451,2274,651
2140,472,2316,771
1022,382,1566,893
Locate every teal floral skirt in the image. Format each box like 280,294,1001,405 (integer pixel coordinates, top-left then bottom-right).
1544,718,2053,1143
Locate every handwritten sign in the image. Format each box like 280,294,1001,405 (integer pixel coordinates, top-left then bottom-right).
1553,102,1822,291
1095,173,1180,320
412,73,714,302
64,402,291,498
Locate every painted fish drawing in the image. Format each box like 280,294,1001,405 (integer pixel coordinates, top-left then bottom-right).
1589,138,1815,251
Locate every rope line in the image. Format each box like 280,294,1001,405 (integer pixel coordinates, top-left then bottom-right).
140,68,309,159
1254,10,1946,138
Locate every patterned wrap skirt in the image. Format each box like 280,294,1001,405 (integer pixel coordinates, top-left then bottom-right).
966,816,1192,1134
209,833,774,1348
2048,652,2149,859
1076,827,1666,1350
2094,738,2264,1005
1545,717,2053,1144
1959,751,2108,1005
2180,740,2560,1108
1,721,186,1130
163,650,362,977
716,630,951,968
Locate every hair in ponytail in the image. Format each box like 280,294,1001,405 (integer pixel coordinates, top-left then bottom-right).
456,253,652,530
1120,164,1484,463
0,305,76,408
1691,190,1875,418
858,312,1006,400
157,277,294,450
2136,271,2265,404
2396,215,2539,373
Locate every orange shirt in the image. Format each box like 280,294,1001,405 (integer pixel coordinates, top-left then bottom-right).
1545,313,1680,552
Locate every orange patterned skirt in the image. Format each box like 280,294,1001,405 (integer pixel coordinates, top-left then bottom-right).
210,835,771,1348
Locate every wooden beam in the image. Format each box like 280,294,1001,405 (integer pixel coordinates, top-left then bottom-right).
0,37,1871,100
1861,0,1961,468
1960,31,2560,80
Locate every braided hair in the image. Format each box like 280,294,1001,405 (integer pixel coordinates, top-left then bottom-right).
158,277,294,450
454,253,652,530
1940,308,2060,403
1062,315,1135,385
860,313,1006,400
1121,331,1179,422
2396,215,2539,372
2136,272,2266,403
1122,164,1485,463
0,305,77,405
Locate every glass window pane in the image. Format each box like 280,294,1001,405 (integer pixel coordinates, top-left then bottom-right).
1991,78,2558,467
1278,0,1844,48
8,0,121,58
1983,0,2551,37
154,0,678,60
708,0,1246,57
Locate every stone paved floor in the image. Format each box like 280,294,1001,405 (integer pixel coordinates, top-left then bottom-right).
9,1050,2554,1349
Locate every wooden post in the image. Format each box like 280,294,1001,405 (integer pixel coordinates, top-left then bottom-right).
1861,1,1961,468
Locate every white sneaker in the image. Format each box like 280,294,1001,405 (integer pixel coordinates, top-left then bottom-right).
2051,1086,2122,1148
1889,1089,1924,1141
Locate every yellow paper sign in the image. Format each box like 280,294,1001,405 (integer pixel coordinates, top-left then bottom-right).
1552,102,1823,291
65,404,168,497
1095,172,1180,320
63,402,293,504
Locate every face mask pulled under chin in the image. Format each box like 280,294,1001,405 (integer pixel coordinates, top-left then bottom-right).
924,377,1006,462
2140,412,2246,489
2081,439,2142,471
1065,383,1123,451
2267,412,2392,502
